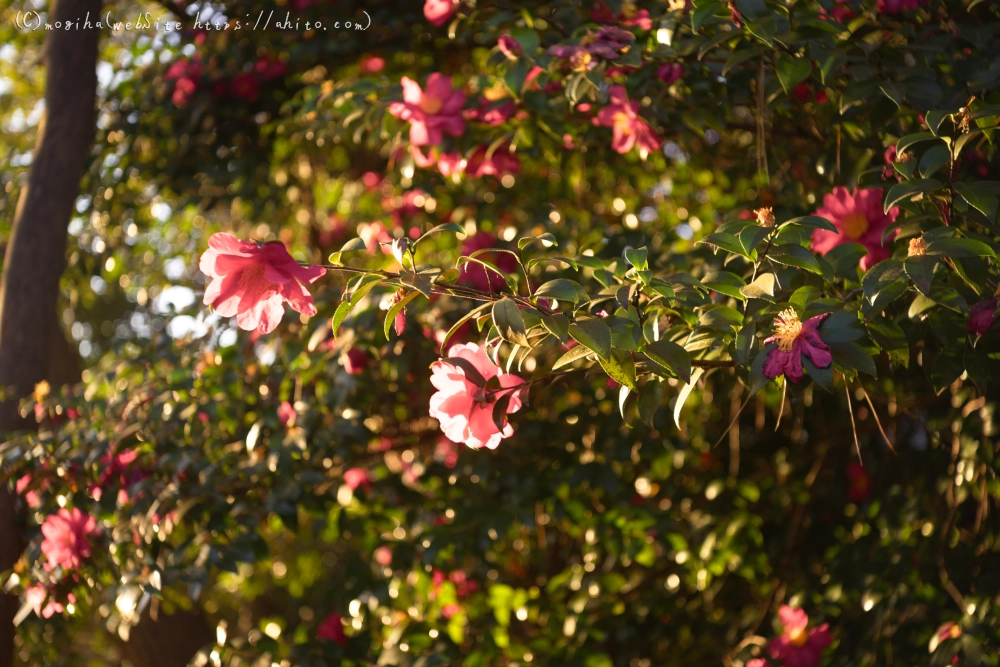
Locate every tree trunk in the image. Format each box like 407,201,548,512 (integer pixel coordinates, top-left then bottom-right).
0,1,102,664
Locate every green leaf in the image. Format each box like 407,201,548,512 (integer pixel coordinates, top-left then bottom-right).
599,348,637,390
739,225,772,255
829,341,877,376
337,237,370,254
699,232,749,258
509,27,540,55
863,260,905,302
439,303,492,353
964,344,988,395
416,222,465,246
884,179,945,212
954,182,999,222
802,355,834,392
776,54,812,95
748,343,775,396
534,279,587,305
769,244,822,274
384,291,420,339
927,284,968,313
746,16,776,46
624,247,649,271
924,237,996,258
704,271,747,300
518,232,557,250
867,316,909,368
903,256,937,295
740,273,777,300
569,317,612,361
673,367,705,428
332,276,382,337
644,339,692,383
492,297,530,347
552,344,594,370
638,379,664,426
819,311,865,342
541,313,570,343
504,58,529,98
918,144,950,179
896,131,939,154
824,243,868,278
692,0,725,30
781,215,838,233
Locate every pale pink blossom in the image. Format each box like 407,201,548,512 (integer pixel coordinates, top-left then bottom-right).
429,343,526,450
40,508,97,572
25,585,76,619
199,233,326,335
592,85,662,155
388,74,467,146
278,401,296,427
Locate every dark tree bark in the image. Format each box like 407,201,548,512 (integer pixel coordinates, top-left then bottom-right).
0,1,102,664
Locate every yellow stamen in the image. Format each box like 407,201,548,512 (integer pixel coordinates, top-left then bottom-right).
907,237,926,257
789,627,809,647
419,95,444,115
773,308,802,352
841,212,869,240
239,263,267,287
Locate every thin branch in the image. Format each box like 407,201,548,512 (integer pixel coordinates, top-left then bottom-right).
844,375,862,463
859,382,896,453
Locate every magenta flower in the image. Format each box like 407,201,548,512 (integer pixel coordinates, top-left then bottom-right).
429,343,526,450
592,85,662,155
278,401,296,427
767,606,832,667
657,63,684,86
40,508,97,572
437,151,466,177
424,0,458,26
343,348,370,375
877,0,924,12
344,468,372,493
457,232,518,293
388,73,466,146
199,233,326,335
466,145,520,179
317,612,347,647
464,98,518,126
967,297,999,335
498,35,522,59
762,309,832,384
810,187,900,270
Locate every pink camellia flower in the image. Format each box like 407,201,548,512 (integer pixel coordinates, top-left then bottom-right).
199,233,326,335
344,467,372,493
343,348,370,375
657,63,684,86
424,0,458,26
593,85,662,155
278,401,296,427
762,309,832,384
16,475,43,509
438,152,466,177
810,187,900,270
768,606,832,667
967,297,999,335
388,74,467,146
360,56,385,73
374,546,393,567
429,343,526,450
465,145,520,179
464,98,518,127
40,508,97,572
441,603,462,619
457,232,518,293
747,660,771,667
317,612,348,648
230,72,260,102
498,35,522,59
877,0,924,12
847,462,872,503
25,586,76,619
92,448,147,504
